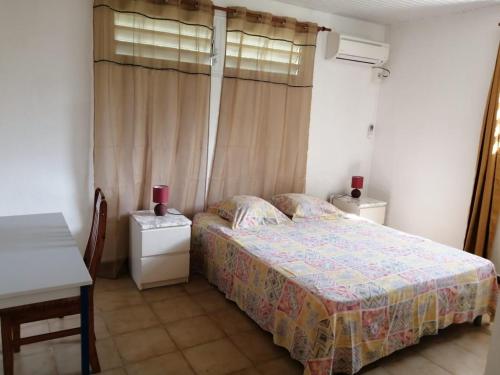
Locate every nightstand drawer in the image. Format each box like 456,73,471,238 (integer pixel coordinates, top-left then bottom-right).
141,253,189,284
359,206,386,225
141,225,190,257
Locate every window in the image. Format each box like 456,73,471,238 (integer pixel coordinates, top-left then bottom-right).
113,13,212,65
225,31,302,75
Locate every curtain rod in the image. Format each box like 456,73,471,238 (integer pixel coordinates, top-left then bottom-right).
213,5,332,32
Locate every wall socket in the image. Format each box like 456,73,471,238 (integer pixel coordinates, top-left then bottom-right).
367,124,375,139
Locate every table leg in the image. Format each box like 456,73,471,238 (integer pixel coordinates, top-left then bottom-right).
80,286,90,375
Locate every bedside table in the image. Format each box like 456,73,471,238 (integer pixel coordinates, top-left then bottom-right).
330,195,387,225
130,209,191,290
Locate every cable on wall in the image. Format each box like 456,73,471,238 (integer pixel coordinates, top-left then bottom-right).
372,66,391,78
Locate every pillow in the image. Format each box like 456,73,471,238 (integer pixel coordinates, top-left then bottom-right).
271,193,343,221
209,195,291,229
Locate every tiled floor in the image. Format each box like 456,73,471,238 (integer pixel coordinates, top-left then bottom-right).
0,274,494,375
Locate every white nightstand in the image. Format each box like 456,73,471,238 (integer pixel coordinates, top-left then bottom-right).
330,195,387,225
130,209,191,290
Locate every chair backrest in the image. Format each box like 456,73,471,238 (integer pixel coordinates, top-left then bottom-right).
84,188,101,266
84,188,107,281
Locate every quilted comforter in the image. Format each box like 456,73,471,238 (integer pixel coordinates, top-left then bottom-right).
191,213,498,375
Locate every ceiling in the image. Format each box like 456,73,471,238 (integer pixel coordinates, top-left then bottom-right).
273,0,500,24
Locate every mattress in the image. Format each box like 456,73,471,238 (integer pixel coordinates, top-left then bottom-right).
191,213,498,375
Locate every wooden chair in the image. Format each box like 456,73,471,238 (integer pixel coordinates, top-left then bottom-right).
0,188,107,374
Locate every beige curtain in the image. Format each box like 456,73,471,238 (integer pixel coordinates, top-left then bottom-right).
465,43,500,259
207,8,318,204
93,0,213,277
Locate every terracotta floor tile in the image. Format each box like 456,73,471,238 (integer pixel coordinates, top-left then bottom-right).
382,351,452,375
53,337,122,374
418,339,486,375
141,284,188,303
47,315,81,346
166,315,225,349
126,352,195,375
102,305,159,335
95,276,136,292
183,338,252,375
358,365,393,375
95,288,145,312
192,289,234,313
229,329,287,363
114,326,176,363
99,368,128,375
184,274,213,295
209,305,259,335
94,313,111,340
13,351,58,375
255,357,303,375
482,322,493,336
229,368,262,375
17,320,52,355
48,315,79,332
96,337,124,371
47,313,110,344
151,296,204,324
450,326,492,359
52,341,82,375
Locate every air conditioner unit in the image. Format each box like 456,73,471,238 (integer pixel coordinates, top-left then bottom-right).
326,32,389,66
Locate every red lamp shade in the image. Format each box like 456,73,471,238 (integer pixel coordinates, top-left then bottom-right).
351,176,364,189
153,185,169,204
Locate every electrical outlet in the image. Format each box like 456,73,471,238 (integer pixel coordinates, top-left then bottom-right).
367,124,375,139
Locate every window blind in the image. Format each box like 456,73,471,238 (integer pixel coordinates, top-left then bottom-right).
113,13,212,66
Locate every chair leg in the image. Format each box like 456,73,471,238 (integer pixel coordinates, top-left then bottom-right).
1,316,14,375
12,322,20,353
89,337,101,373
88,297,101,373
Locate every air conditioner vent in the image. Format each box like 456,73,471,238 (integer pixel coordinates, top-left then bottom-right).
326,32,390,66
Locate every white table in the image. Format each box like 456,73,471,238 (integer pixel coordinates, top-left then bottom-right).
0,213,92,375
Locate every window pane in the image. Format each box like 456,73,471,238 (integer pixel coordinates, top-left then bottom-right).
113,13,212,65
225,31,303,76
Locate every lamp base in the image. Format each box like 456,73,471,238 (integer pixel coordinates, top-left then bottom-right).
351,189,361,198
154,203,168,216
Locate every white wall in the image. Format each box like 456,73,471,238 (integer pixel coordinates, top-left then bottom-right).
0,0,93,250
370,6,500,250
213,0,387,199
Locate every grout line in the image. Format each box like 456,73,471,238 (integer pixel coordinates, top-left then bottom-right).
96,313,126,372
417,342,483,374
225,331,266,367
145,296,200,375
145,290,199,374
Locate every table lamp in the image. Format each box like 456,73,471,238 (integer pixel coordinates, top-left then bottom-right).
351,176,363,198
153,185,169,216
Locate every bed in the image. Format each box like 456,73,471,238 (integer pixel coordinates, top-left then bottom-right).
191,212,498,375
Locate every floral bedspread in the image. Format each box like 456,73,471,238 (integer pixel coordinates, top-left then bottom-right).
191,213,498,375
